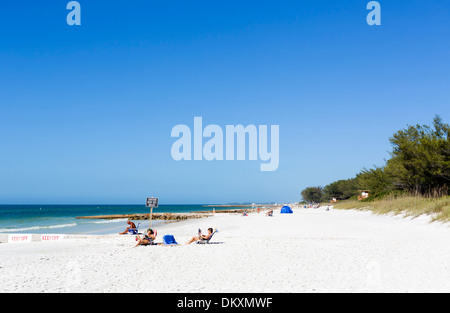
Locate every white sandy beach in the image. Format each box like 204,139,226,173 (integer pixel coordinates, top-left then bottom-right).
1,206,449,293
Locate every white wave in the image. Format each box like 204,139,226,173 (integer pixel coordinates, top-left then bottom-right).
0,223,77,233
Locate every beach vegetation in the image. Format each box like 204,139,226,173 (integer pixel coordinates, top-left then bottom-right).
334,195,450,223
301,115,450,221
322,178,359,201
300,186,324,203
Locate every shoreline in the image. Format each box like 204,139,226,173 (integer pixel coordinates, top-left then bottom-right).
76,212,213,221
75,207,275,221
0,208,274,241
0,205,276,237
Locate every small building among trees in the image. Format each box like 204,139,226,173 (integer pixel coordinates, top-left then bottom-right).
358,190,370,201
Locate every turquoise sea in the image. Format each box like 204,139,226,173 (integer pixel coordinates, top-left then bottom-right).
0,204,246,235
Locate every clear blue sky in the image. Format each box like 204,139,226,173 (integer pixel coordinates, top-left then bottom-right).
1,1,449,204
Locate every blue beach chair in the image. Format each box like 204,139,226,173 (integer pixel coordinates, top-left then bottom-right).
128,222,140,235
163,234,178,245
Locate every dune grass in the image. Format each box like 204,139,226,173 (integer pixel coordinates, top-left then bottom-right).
333,195,450,223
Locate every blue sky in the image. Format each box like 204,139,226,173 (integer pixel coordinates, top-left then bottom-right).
1,1,449,204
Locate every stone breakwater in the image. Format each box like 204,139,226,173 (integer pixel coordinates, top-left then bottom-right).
76,213,212,221
76,208,275,221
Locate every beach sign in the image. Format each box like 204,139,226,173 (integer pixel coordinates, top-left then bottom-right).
146,197,159,229
8,234,32,243
146,197,158,208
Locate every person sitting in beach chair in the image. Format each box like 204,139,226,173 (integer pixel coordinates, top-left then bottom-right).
135,228,157,247
186,227,215,245
119,220,137,235
266,210,273,217
127,222,141,235
243,211,248,216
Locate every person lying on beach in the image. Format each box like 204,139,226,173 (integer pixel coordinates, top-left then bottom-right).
186,227,213,245
135,228,157,247
119,220,137,235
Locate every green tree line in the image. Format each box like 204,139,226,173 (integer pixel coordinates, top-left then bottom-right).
301,116,450,203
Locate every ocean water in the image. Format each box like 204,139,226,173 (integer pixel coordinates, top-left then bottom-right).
0,204,243,235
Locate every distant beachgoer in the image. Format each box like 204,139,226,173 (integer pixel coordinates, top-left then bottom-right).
257,207,260,214
266,209,273,217
135,229,156,247
119,220,137,235
243,211,248,216
186,227,213,245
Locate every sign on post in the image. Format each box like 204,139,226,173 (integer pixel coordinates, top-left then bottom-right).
146,197,159,208
146,197,159,229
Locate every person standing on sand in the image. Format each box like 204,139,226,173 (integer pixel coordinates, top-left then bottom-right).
119,220,136,235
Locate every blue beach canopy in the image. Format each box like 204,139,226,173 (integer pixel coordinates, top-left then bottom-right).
280,206,293,214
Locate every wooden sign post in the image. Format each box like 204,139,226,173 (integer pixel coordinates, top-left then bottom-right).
146,197,159,229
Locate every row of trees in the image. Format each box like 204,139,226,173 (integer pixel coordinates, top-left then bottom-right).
301,116,450,203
